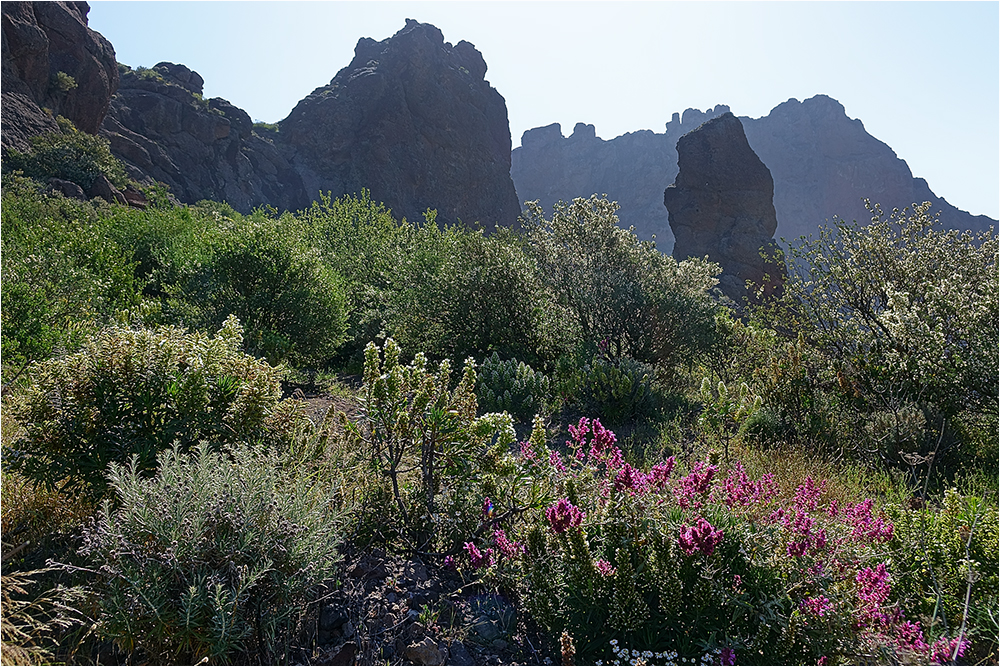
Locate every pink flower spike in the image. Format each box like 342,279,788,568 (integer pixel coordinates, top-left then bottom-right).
546,498,584,534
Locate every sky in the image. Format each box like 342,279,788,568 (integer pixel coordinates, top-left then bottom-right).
88,2,999,220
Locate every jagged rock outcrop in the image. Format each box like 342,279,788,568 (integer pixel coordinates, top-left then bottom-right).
512,106,731,251
664,113,784,303
512,96,995,251
279,19,520,228
1,1,118,153
100,62,307,213
741,95,996,240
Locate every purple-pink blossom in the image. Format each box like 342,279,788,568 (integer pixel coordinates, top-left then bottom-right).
895,620,929,652
678,516,724,557
800,595,832,617
546,498,584,534
493,529,525,559
613,463,648,494
674,461,718,510
856,563,891,627
595,559,616,577
718,647,736,666
647,457,675,490
464,541,494,570
929,636,968,664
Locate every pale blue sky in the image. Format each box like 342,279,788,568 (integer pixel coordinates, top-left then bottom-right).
88,1,999,220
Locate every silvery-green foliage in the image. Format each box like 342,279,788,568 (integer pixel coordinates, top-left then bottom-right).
346,339,520,552
80,441,341,665
576,356,658,426
477,352,553,422
771,200,998,456
4,316,306,498
522,196,720,370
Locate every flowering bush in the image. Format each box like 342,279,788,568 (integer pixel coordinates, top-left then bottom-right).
457,418,974,664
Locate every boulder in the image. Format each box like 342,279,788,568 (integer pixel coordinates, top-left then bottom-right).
45,177,85,200
664,112,784,303
1,1,118,152
86,172,126,205
404,637,448,666
279,19,521,229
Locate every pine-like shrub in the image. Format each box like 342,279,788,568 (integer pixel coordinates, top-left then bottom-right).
476,352,553,423
80,441,341,664
3,316,306,498
575,356,658,426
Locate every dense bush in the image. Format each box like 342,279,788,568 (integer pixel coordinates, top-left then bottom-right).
476,352,554,423
523,196,720,371
0,174,140,377
80,441,341,664
344,339,530,552
4,116,127,189
383,218,561,365
3,317,306,497
761,201,998,467
460,419,974,665
162,209,349,366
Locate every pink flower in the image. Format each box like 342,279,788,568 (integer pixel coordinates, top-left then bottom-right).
546,498,584,534
929,636,968,664
718,647,736,666
674,461,718,510
856,563,891,627
464,542,494,569
895,620,929,652
595,559,616,577
613,463,648,494
549,450,566,472
493,529,525,559
800,595,832,617
482,497,494,521
443,555,456,570
678,517,724,557
648,457,675,490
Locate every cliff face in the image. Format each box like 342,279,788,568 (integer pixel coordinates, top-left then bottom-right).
100,62,307,213
279,19,521,228
664,113,784,303
1,1,118,152
512,96,995,251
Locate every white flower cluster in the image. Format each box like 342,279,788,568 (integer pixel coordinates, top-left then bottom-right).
597,640,723,666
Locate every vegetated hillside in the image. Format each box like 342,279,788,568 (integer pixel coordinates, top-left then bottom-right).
512,96,996,252
2,156,998,663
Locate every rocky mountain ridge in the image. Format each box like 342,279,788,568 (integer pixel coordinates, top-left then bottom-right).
512,97,995,251
3,3,993,244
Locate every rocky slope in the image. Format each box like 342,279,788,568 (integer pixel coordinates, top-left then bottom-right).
512,96,995,251
100,62,307,213
278,19,520,228
665,113,784,303
1,1,118,153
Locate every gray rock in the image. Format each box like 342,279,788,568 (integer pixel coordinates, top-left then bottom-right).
86,172,126,205
1,1,119,153
446,641,475,666
664,112,785,304
472,615,501,642
279,19,521,229
404,637,447,666
45,177,85,199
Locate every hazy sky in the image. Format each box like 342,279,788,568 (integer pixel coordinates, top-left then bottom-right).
88,1,999,220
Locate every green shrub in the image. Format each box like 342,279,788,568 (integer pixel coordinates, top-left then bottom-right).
523,196,720,371
344,339,526,552
80,441,341,664
5,116,127,189
476,352,553,423
761,201,999,467
574,355,659,426
0,174,140,376
163,209,349,366
49,71,77,94
3,316,306,498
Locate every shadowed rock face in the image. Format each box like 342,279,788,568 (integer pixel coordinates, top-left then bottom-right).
1,1,118,152
664,112,784,303
100,62,307,213
512,96,995,251
278,19,521,228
